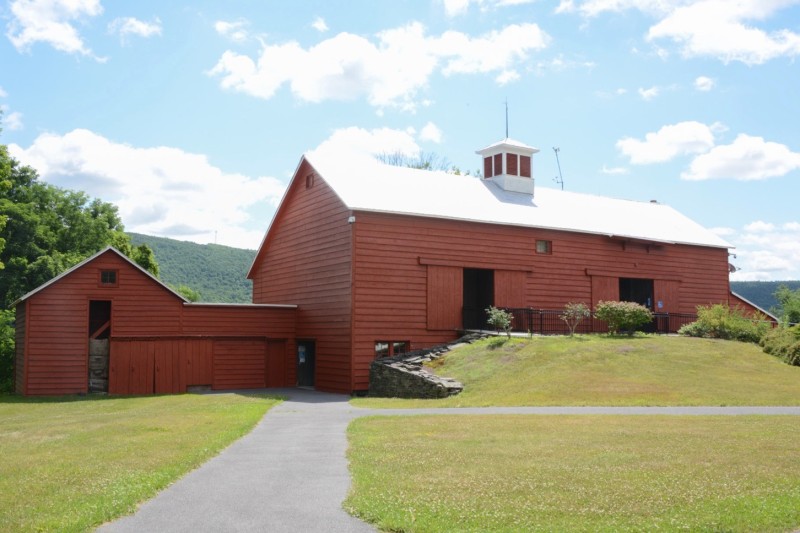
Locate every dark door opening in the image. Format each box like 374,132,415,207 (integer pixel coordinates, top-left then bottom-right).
88,300,111,393
619,278,654,309
463,268,494,329
296,340,316,388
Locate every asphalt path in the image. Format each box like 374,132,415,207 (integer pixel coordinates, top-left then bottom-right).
98,388,800,532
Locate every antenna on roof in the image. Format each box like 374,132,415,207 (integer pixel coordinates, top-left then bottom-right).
553,147,564,190
504,99,509,139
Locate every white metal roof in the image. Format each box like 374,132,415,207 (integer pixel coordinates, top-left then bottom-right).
305,152,731,249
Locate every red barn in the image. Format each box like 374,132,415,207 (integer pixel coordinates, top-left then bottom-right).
14,248,296,395
249,138,739,394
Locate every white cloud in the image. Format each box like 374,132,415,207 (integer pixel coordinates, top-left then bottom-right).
496,70,520,85
0,87,7,98
108,17,162,44
744,221,776,233
681,134,800,181
311,17,328,32
729,220,800,281
694,75,714,91
637,85,659,100
308,126,421,163
443,0,475,17
561,0,800,65
600,165,628,175
208,21,549,110
2,110,24,131
214,20,250,43
709,226,735,237
8,129,286,249
616,121,718,164
419,122,443,143
6,0,103,57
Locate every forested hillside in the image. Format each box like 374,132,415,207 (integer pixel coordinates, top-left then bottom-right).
128,233,256,303
731,281,800,314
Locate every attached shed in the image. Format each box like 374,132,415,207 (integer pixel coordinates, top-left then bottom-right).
14,247,296,396
249,138,742,394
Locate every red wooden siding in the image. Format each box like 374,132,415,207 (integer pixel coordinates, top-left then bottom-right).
506,153,518,175
14,301,27,394
250,160,353,393
266,340,287,387
729,292,775,320
495,270,528,308
426,265,462,330
349,211,730,391
213,339,267,390
654,280,681,313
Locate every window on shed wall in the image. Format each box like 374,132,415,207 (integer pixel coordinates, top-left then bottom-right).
520,155,531,177
375,341,410,358
535,240,552,255
99,270,118,287
506,153,518,176
305,173,316,189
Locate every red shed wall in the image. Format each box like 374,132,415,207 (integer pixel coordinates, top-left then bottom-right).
350,211,730,390
250,160,353,393
14,302,27,394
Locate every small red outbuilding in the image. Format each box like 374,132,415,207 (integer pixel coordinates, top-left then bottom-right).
14,247,296,396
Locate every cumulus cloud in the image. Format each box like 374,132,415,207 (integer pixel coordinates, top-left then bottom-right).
308,126,422,163
8,129,287,249
694,75,714,91
616,121,719,164
108,17,162,44
208,21,549,110
443,0,475,16
6,0,103,57
311,17,328,32
214,20,250,43
2,110,24,131
729,221,800,281
637,86,659,100
681,134,800,181
419,122,443,143
560,0,800,65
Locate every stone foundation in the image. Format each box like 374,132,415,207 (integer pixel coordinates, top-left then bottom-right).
368,334,485,398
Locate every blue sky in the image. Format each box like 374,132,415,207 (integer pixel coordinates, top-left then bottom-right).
1,0,798,281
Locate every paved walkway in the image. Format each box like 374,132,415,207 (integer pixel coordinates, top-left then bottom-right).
99,389,800,533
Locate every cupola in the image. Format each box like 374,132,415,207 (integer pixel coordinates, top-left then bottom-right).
476,138,539,195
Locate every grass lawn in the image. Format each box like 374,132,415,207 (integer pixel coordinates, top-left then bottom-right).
0,393,279,532
346,415,800,532
352,335,800,408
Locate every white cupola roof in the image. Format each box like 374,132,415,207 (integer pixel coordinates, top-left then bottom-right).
476,138,539,195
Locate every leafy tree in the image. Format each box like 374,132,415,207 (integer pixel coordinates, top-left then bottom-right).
173,284,201,302
560,302,591,336
773,285,800,325
486,306,513,339
0,310,13,391
594,301,653,336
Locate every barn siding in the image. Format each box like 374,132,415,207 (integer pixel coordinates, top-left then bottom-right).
213,339,267,390
426,265,462,330
350,211,730,390
250,160,353,393
14,302,27,394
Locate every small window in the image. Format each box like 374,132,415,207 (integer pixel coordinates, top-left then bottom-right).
99,270,118,287
375,341,410,358
535,240,552,255
305,173,315,189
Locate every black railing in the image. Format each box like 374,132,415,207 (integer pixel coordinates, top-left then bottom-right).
465,307,698,335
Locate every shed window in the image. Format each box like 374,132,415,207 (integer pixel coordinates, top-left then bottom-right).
535,240,552,255
99,270,118,287
305,173,316,189
375,341,410,358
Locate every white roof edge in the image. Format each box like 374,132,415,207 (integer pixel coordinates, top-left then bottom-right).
730,291,779,321
11,246,189,308
184,302,298,309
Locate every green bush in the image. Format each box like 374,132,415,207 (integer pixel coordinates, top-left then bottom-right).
760,325,800,366
678,304,769,343
485,306,513,339
0,309,14,393
594,301,653,336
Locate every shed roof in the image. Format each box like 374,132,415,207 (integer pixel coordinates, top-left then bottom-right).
305,152,731,249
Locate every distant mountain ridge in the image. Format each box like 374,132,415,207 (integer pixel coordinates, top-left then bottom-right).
129,232,797,311
128,233,256,303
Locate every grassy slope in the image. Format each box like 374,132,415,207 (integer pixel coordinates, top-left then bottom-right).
346,415,800,533
0,393,279,532
352,335,800,407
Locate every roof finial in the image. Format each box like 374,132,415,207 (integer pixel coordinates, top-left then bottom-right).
504,99,509,139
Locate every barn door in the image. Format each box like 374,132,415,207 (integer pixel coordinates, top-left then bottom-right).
296,341,315,388
88,300,111,393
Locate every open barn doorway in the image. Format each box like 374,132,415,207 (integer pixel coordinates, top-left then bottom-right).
463,268,494,329
88,300,111,393
619,278,654,310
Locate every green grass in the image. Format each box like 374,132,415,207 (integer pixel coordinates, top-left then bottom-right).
0,393,280,532
352,335,800,407
346,415,800,532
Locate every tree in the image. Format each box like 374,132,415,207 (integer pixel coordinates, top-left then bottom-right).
485,306,513,339
774,285,800,325
560,302,591,336
173,284,201,302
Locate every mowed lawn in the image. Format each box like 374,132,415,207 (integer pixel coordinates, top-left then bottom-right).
346,415,800,533
352,335,800,407
0,393,279,533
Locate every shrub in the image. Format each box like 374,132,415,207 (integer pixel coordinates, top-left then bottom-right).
485,306,513,339
560,302,591,336
760,325,800,366
594,301,653,336
0,309,14,393
678,304,769,344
